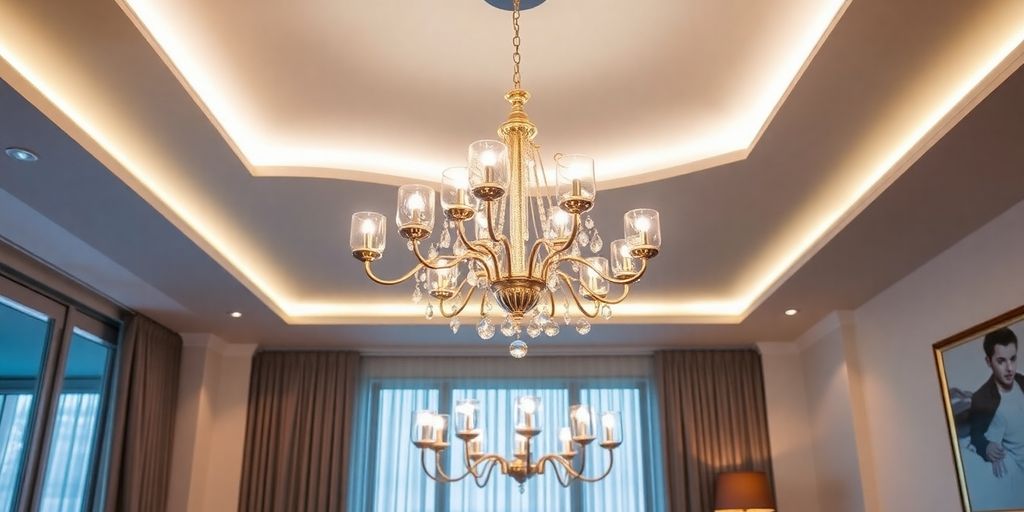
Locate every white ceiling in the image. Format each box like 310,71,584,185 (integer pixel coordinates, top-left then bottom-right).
1,0,1024,350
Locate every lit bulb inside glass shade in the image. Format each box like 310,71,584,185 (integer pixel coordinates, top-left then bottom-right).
551,210,570,227
619,242,632,258
360,218,377,234
406,193,426,212
601,412,617,430
559,427,572,443
634,215,651,232
480,150,498,166
573,407,591,425
455,401,476,417
519,397,537,415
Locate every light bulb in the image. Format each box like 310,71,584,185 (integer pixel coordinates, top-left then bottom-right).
406,193,425,212
634,216,651,232
619,243,631,258
601,412,617,429
416,411,434,427
573,407,591,424
360,218,376,234
559,427,572,443
551,210,570,227
430,414,445,429
480,150,498,166
455,401,476,417
519,397,537,415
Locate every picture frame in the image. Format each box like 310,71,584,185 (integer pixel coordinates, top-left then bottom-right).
934,305,1024,511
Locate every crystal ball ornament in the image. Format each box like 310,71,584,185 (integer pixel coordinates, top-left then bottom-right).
509,340,528,358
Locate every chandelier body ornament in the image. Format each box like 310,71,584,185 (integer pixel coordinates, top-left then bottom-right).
348,0,662,357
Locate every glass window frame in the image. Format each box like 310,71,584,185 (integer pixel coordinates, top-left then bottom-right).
0,269,122,512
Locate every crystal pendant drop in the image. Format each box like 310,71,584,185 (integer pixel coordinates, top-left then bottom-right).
501,317,516,337
425,304,434,320
590,232,603,252
526,320,542,338
439,229,452,249
544,322,560,337
417,269,426,283
577,230,590,247
484,300,494,313
466,269,478,287
477,318,495,340
584,215,595,230
546,273,559,291
428,244,439,259
601,305,613,320
407,240,414,251
411,285,423,303
449,316,460,334
563,312,571,326
509,340,528,359
453,238,467,256
575,318,591,335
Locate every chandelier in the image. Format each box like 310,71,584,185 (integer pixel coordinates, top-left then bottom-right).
412,396,621,488
349,0,661,357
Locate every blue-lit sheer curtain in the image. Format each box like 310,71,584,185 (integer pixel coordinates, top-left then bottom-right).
0,393,33,510
349,356,664,512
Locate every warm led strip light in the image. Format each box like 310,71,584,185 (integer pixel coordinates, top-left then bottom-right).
0,9,1022,324
118,0,850,186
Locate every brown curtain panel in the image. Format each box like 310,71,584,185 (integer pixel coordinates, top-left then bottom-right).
239,351,360,512
104,314,183,512
655,350,774,511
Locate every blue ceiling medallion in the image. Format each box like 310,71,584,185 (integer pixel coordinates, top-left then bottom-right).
484,0,547,11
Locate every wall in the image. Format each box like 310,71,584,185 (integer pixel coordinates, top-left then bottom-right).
761,199,1024,511
852,198,1024,511
166,334,256,512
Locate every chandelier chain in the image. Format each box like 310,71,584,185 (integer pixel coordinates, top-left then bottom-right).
512,0,522,89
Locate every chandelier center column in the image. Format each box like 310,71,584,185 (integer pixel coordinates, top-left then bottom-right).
500,88,537,277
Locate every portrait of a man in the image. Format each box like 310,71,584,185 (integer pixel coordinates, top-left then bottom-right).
936,316,1024,511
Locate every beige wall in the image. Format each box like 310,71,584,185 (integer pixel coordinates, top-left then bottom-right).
166,334,255,512
761,198,1024,511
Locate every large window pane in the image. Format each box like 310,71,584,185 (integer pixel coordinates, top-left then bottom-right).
579,387,649,512
38,327,113,512
371,388,439,512
0,295,56,511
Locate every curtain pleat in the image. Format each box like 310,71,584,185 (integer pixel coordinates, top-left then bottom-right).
238,351,360,512
654,350,774,512
104,314,183,512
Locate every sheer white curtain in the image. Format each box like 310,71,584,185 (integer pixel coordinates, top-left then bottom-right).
348,356,664,511
38,393,102,511
0,394,33,510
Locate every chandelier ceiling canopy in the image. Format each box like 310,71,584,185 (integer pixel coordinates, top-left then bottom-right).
350,0,661,357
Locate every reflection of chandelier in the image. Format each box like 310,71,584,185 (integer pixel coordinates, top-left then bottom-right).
350,0,661,357
413,396,621,488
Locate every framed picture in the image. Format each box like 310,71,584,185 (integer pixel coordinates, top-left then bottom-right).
934,305,1024,511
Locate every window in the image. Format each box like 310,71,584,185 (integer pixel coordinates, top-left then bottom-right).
350,357,663,512
0,273,119,512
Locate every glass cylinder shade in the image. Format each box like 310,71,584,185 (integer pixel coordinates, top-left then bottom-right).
468,433,484,457
515,395,541,432
559,427,574,454
600,411,622,445
441,166,477,215
555,154,596,205
411,409,437,445
570,405,595,440
431,413,450,445
579,257,609,299
455,398,480,433
547,207,573,241
350,211,386,253
468,140,509,199
426,259,460,296
610,238,641,278
624,208,661,250
396,184,435,231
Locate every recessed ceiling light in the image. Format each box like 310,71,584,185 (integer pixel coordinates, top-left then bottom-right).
5,147,39,162
784,309,798,316
230,311,242,318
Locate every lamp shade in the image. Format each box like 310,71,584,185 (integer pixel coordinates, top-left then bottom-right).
714,471,775,512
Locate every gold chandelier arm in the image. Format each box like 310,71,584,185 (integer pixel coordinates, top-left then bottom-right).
551,255,648,286
558,273,600,319
534,454,577,488
433,450,508,483
364,260,423,286
439,284,478,318
412,242,484,270
570,446,616,483
420,449,443,482
462,449,505,488
455,220,501,280
536,215,580,279
558,271,632,305
485,200,514,277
